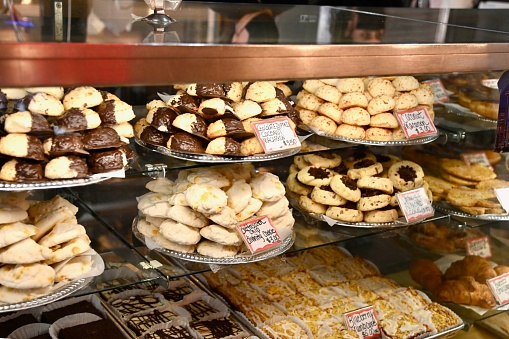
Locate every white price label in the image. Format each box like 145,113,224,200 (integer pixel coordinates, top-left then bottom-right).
482,79,499,89
395,108,437,139
344,306,381,339
487,273,509,305
423,78,449,103
466,236,492,258
461,152,493,170
252,117,301,153
237,216,282,254
396,187,434,223
495,187,509,213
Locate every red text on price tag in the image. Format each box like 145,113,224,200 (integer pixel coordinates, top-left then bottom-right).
344,306,381,339
237,216,282,254
395,108,437,139
466,236,492,258
251,117,301,153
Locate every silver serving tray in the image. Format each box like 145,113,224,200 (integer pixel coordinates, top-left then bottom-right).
434,201,509,221
0,177,111,191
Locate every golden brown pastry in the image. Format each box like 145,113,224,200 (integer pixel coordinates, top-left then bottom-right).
435,276,496,309
444,255,497,283
409,258,444,292
495,265,509,276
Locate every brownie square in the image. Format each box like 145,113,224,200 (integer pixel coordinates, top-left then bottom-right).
40,300,104,323
58,319,125,339
0,313,38,337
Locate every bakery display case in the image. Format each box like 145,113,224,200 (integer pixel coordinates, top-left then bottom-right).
3,0,509,337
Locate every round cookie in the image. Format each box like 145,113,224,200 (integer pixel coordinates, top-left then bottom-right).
325,205,363,223
410,83,434,106
286,172,313,196
236,197,263,221
392,76,419,92
335,124,366,140
338,92,368,109
330,174,361,202
310,185,347,206
271,208,294,240
153,234,196,253
256,196,290,219
369,113,399,128
299,195,327,214
363,209,399,223
207,206,238,229
185,184,228,214
0,263,55,289
341,107,370,126
294,155,311,170
367,78,396,98
314,85,341,104
439,170,478,186
357,194,391,212
197,240,239,258
440,158,496,181
357,176,394,194
309,116,337,134
303,152,342,169
388,160,425,192
250,172,286,202
298,92,325,111
317,102,342,124
296,106,319,125
200,224,243,246
347,160,383,180
303,79,326,93
336,78,365,93
367,95,396,115
167,205,209,228
226,179,252,214
365,127,393,141
297,166,335,187
344,151,377,169
394,92,418,111
245,81,277,103
159,219,201,245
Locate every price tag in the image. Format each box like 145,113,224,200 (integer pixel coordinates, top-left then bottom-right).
466,236,492,258
237,216,282,254
344,306,381,339
394,108,437,139
487,273,509,305
251,117,301,153
482,79,499,89
423,78,449,103
461,152,493,170
495,187,509,213
396,187,434,223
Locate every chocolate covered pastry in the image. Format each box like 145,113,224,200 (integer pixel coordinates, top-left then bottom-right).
167,93,199,113
0,133,45,161
95,99,135,124
81,126,123,150
88,148,127,173
57,318,125,339
147,106,179,133
4,111,52,134
205,137,241,156
18,92,65,116
167,132,206,154
206,118,251,139
44,155,88,179
43,134,88,157
140,126,171,147
55,107,101,132
192,318,247,339
128,309,179,336
0,158,44,181
172,113,208,139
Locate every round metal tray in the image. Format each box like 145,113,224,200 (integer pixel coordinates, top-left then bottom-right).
434,201,509,221
0,277,92,313
135,138,301,163
132,217,295,264
0,177,110,191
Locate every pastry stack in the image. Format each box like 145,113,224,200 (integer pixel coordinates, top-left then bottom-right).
134,81,299,157
295,76,434,141
136,164,294,258
0,86,136,181
204,245,463,339
0,194,94,304
286,150,432,223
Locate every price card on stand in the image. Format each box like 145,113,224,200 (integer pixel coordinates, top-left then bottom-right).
344,306,381,339
461,152,493,170
466,236,492,258
494,187,509,213
423,78,449,103
237,216,282,254
396,187,434,223
251,117,301,153
487,273,509,305
394,108,437,139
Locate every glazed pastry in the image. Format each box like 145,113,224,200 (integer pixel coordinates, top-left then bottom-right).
43,134,88,157
146,106,179,133
81,126,123,150
167,132,206,153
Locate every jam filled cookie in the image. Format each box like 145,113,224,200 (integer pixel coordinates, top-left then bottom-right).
293,155,311,170
286,172,313,196
310,185,347,206
297,166,335,187
330,174,361,202
388,160,425,192
347,159,383,180
357,176,394,194
303,152,342,169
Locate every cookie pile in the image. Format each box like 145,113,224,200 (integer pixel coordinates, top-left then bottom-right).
134,81,299,157
287,150,432,223
136,164,294,258
425,158,509,215
0,194,94,304
0,86,136,182
295,76,435,141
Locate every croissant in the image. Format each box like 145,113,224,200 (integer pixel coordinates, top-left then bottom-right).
435,276,496,309
495,265,509,276
444,255,497,283
409,258,443,292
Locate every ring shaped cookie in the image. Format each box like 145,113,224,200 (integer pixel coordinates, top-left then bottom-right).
357,176,394,194
303,152,342,169
388,160,425,192
330,174,361,202
311,185,347,206
297,166,335,187
286,172,313,196
347,160,383,180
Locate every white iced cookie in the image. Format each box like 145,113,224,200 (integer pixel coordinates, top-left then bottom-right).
0,222,38,249
45,235,91,264
236,198,263,221
197,240,239,258
38,223,86,248
145,178,175,194
167,205,209,228
153,234,195,253
0,238,51,264
159,219,201,245
53,255,93,282
271,209,294,240
168,193,188,206
200,224,243,246
226,179,252,214
186,168,230,188
137,218,160,238
206,206,238,229
250,172,285,202
185,184,228,215
0,263,55,289
256,196,290,219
